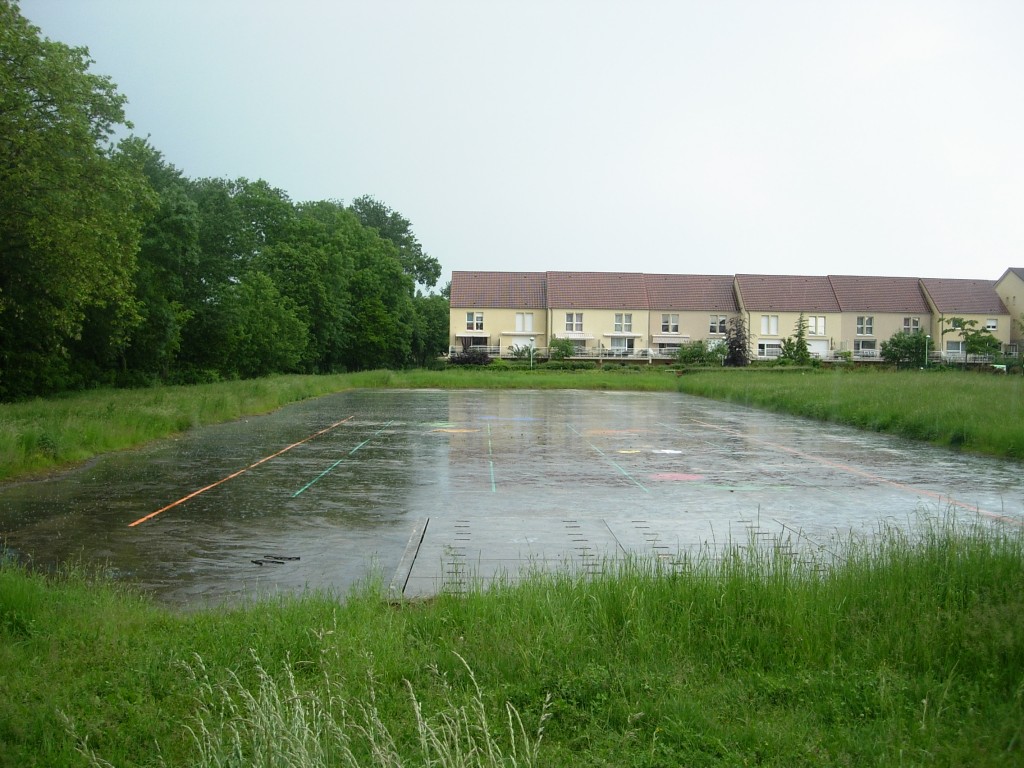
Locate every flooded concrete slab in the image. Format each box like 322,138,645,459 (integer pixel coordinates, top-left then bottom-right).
0,389,1020,606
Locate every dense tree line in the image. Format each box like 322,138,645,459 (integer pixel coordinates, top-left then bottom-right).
0,2,448,400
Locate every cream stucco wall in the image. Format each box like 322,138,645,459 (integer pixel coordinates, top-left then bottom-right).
746,311,841,355
550,307,651,352
835,312,932,351
996,272,1024,343
449,307,547,351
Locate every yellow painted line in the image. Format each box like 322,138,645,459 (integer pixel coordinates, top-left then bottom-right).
129,415,356,527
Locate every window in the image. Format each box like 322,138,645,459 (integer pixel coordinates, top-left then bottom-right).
946,340,964,356
614,313,632,332
658,342,681,354
903,316,920,333
856,316,874,335
986,318,998,332
709,315,727,334
760,315,779,335
757,341,782,358
661,313,679,333
610,337,635,354
515,312,533,332
466,312,483,331
565,313,583,332
854,339,877,356
807,316,825,335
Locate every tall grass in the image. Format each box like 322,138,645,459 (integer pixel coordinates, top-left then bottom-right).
4,513,1023,766
675,367,1024,459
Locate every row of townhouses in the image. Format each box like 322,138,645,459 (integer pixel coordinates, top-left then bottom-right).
449,268,1024,362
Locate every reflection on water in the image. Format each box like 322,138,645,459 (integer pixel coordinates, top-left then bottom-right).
1,389,1020,607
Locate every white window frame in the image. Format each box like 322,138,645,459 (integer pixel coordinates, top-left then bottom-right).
515,312,533,332
856,316,874,335
985,318,998,332
760,315,779,336
614,313,632,333
854,339,877,355
807,316,825,336
466,312,483,331
757,341,782,358
903,316,920,333
565,312,583,332
661,313,679,333
709,315,727,334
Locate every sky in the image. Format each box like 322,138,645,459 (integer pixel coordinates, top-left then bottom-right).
20,0,1024,284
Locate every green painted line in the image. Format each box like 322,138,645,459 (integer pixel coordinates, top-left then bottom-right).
568,425,649,493
487,424,496,492
292,420,393,497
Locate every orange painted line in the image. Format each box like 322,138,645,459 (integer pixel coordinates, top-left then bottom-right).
128,415,356,527
686,418,1022,527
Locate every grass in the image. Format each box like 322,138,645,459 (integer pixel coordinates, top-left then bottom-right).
674,366,1024,460
2,513,1022,766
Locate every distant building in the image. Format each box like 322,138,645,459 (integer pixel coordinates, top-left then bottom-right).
449,270,1019,363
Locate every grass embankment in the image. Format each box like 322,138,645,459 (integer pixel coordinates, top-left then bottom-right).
2,516,1022,766
675,367,1024,460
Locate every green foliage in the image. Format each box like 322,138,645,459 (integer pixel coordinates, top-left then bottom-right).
675,340,725,366
547,336,576,361
0,3,154,398
723,316,751,367
880,330,928,368
349,195,441,289
0,6,442,399
942,316,1001,357
779,313,811,365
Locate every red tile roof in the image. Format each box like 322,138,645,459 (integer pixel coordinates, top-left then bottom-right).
734,274,841,312
828,275,930,313
450,271,546,308
546,272,649,309
920,278,1008,314
644,274,738,311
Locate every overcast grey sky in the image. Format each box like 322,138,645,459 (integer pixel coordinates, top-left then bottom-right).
21,0,1024,283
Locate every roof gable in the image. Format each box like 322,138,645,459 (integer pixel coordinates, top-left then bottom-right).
735,274,841,312
920,278,1008,314
546,272,649,309
450,271,546,308
828,275,930,313
644,274,737,312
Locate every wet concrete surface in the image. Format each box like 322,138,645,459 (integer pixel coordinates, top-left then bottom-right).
0,389,1020,606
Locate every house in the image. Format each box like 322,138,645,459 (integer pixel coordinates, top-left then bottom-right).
449,271,546,356
828,275,933,359
734,274,841,359
645,274,738,355
546,272,650,357
920,278,1012,358
448,269,1018,363
995,268,1024,355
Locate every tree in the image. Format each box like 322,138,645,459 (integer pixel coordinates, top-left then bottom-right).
410,292,450,367
548,336,576,361
0,1,152,397
349,195,441,289
675,340,725,366
779,313,811,365
941,316,1000,362
221,272,308,378
723,316,750,367
880,330,928,368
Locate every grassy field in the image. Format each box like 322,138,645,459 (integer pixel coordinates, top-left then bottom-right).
1,514,1022,767
673,367,1024,460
